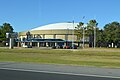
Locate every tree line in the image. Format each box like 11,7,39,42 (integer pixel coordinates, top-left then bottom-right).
75,20,120,48
0,23,14,46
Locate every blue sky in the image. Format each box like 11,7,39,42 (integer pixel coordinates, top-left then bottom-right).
0,0,120,32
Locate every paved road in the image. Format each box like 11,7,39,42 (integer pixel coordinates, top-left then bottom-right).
0,62,120,80
0,69,119,80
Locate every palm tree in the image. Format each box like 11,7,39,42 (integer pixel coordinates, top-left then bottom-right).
75,22,84,41
26,31,31,40
87,20,98,48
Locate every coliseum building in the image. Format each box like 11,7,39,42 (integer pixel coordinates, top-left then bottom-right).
17,23,88,48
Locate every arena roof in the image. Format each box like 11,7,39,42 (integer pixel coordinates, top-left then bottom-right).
31,23,79,31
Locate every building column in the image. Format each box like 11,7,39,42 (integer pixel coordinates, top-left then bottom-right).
55,42,57,46
17,42,20,47
46,42,48,47
21,36,23,41
37,42,40,47
30,42,32,46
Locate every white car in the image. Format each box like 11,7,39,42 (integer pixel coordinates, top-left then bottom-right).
22,45,28,48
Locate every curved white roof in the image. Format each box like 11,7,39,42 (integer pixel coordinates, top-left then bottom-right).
31,23,79,31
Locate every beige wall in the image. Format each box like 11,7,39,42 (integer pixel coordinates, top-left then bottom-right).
45,35,54,39
56,35,65,40
19,29,78,41
68,35,77,41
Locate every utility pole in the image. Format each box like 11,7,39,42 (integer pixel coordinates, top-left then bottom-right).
82,16,85,49
83,26,85,48
94,26,96,48
72,20,74,49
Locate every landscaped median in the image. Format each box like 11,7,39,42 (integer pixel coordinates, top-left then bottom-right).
0,48,120,68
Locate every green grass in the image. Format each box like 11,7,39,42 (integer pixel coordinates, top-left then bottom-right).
0,48,120,68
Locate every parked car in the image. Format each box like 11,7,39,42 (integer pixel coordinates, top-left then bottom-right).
22,44,32,48
52,45,63,49
52,46,56,49
64,45,71,49
27,45,32,48
64,45,77,49
58,45,63,49
22,45,28,48
71,45,77,49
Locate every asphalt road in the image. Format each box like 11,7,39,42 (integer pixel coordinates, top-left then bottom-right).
0,69,119,80
0,62,120,80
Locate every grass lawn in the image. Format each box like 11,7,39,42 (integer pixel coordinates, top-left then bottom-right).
0,47,120,68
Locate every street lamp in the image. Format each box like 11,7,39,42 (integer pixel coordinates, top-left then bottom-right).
82,16,85,49
82,25,85,49
94,26,96,48
72,20,74,49
82,24,87,49
67,21,75,49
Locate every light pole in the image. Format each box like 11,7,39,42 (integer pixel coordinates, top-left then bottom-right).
94,26,96,48
67,21,75,49
82,16,85,49
67,28,69,41
72,20,74,49
82,25,85,48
